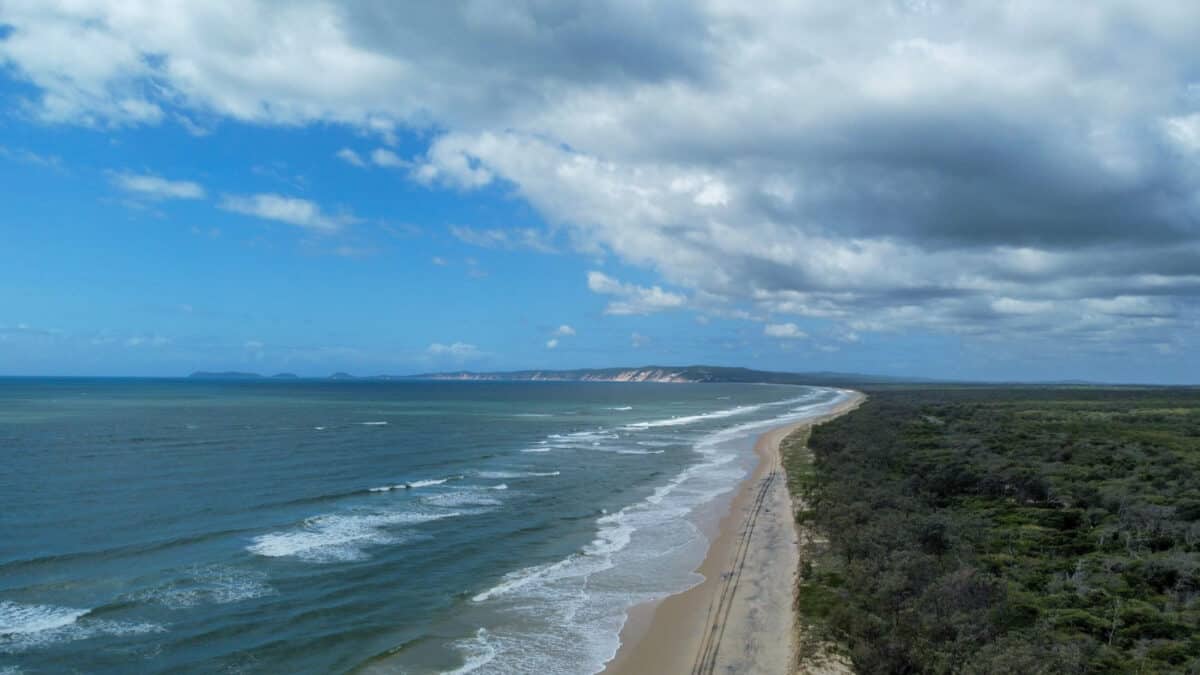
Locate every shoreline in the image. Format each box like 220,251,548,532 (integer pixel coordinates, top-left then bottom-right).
602,391,865,675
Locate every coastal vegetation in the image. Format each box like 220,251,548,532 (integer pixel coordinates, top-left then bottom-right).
786,387,1200,673
185,365,917,386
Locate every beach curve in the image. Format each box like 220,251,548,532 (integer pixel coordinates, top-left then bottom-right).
602,391,865,675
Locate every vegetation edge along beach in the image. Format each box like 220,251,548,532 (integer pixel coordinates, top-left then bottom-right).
784,386,1200,674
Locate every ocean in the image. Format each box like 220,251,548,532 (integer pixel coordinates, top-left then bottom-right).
0,378,848,674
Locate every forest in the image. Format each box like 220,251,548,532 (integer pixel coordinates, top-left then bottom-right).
785,387,1200,674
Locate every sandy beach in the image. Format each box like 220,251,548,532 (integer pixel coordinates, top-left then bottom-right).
603,392,864,675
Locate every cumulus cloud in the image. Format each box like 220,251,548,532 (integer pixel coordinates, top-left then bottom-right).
111,172,205,200
219,193,355,233
587,271,686,316
553,325,576,336
764,323,807,339
545,338,558,349
4,1,1200,358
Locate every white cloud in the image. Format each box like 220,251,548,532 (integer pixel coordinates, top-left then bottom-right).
553,324,576,336
4,2,1200,357
219,193,354,233
371,148,408,168
764,323,807,339
0,145,63,170
111,172,205,200
431,256,448,266
631,332,649,348
587,271,686,315
124,335,171,348
449,225,556,253
336,148,366,167
545,338,559,349
427,341,482,361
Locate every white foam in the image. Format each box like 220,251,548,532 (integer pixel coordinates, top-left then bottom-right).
520,447,551,453
549,430,619,446
359,421,389,426
314,426,326,431
476,470,560,479
614,449,665,455
443,628,498,674
621,393,822,431
453,387,848,674
490,484,508,491
621,403,764,429
139,566,273,610
369,477,455,492
513,413,552,418
607,406,633,411
0,602,87,635
423,491,502,508
0,601,162,654
248,510,462,563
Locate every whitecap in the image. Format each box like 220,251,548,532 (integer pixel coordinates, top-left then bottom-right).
0,602,87,636
368,476,456,492
607,406,633,411
476,471,560,479
247,510,462,563
358,421,389,426
0,601,163,654
408,478,449,489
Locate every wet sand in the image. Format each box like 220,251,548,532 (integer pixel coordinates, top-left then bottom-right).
602,392,864,675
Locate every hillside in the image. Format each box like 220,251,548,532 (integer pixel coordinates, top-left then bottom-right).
407,365,918,386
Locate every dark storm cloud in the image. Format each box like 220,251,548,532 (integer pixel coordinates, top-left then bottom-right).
341,1,715,87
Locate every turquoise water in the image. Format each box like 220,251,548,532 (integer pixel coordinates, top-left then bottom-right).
0,378,847,674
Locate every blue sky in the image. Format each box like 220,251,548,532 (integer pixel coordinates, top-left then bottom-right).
1,114,937,378
1,3,1198,382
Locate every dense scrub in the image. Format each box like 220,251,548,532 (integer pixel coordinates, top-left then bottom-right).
794,388,1200,674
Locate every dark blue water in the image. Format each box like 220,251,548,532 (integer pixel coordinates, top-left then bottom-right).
0,378,848,674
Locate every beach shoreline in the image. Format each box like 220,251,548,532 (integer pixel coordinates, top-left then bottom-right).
602,391,865,675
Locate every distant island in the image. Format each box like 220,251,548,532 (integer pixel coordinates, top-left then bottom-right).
187,366,922,386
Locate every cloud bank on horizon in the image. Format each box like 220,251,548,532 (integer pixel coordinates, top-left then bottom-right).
1,0,1198,379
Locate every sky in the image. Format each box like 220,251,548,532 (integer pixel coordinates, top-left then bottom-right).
0,1,1198,382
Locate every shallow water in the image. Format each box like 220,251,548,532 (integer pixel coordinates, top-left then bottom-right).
0,378,846,674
